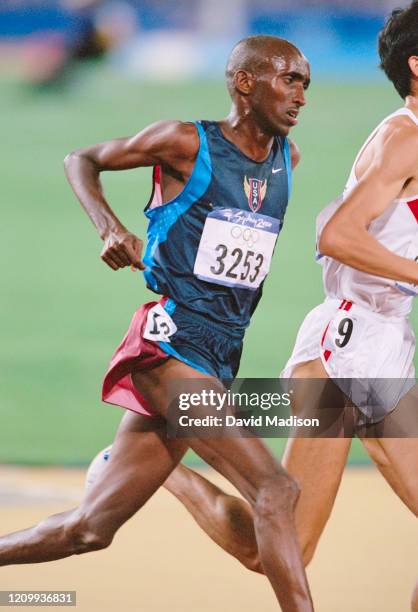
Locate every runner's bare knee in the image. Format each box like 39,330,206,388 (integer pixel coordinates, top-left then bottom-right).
254,473,300,523
61,511,113,555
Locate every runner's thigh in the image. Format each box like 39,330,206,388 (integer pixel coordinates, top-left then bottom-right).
133,360,292,504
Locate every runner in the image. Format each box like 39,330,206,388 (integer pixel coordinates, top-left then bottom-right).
0,35,313,611
93,5,418,607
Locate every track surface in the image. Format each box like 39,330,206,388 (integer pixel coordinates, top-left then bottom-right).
0,466,416,611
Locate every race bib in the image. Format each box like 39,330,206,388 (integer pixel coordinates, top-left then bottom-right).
194,208,280,290
395,235,418,296
143,304,177,343
321,307,366,365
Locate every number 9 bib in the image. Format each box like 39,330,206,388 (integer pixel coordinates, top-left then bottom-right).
194,208,280,290
321,307,366,368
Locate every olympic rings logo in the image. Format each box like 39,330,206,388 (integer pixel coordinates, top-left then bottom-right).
230,225,259,248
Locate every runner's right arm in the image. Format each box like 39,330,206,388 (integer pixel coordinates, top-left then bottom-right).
64,121,199,270
319,126,418,284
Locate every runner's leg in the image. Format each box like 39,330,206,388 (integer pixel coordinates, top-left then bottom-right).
0,412,187,565
412,579,418,612
283,358,352,564
361,437,418,515
165,357,350,570
164,464,262,573
359,392,418,611
133,358,314,612
359,386,418,516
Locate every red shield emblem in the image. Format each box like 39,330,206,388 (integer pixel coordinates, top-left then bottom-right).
243,177,267,212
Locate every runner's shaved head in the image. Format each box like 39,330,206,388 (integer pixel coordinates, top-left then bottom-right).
226,35,302,96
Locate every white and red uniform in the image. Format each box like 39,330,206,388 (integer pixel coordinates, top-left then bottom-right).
283,109,418,422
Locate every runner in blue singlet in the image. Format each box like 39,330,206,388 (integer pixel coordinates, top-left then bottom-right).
0,35,313,612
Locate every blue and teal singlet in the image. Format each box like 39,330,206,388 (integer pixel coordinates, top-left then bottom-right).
143,120,291,328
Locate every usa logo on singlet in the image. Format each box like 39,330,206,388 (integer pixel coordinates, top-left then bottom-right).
243,176,267,213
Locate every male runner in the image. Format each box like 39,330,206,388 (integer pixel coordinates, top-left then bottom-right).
0,36,314,611
85,4,418,607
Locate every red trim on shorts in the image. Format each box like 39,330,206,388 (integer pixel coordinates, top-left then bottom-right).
102,298,170,417
321,322,330,346
323,349,331,362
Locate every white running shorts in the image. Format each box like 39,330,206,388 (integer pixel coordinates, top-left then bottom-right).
282,298,416,423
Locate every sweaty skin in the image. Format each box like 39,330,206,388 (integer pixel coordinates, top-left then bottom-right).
0,37,314,612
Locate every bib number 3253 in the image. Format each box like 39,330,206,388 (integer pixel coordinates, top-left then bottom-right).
194,208,280,290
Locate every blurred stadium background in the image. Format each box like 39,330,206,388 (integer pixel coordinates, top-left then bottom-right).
1,0,415,465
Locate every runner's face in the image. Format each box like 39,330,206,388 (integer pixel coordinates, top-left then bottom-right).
252,51,310,136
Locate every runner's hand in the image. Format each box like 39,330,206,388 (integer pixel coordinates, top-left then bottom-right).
101,230,145,271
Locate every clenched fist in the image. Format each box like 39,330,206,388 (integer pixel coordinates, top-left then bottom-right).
101,230,145,271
